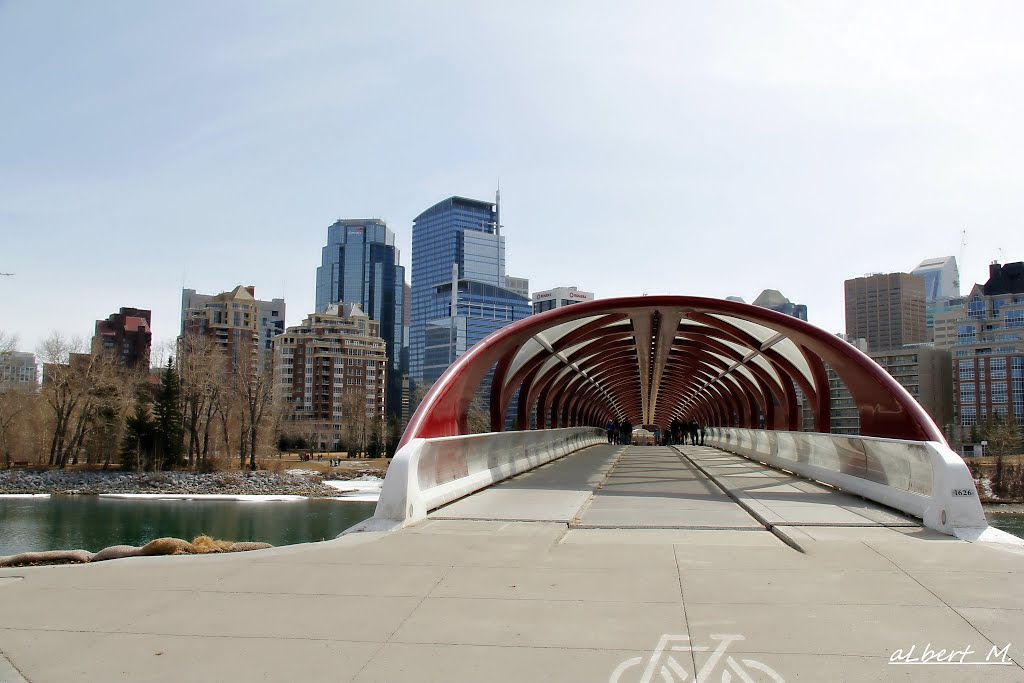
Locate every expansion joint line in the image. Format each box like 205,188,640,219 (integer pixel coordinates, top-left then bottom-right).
671,446,805,554
568,445,629,529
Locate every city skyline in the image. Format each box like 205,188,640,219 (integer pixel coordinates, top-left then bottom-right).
4,3,1024,356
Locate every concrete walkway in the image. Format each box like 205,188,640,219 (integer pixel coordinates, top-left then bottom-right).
2,445,1024,682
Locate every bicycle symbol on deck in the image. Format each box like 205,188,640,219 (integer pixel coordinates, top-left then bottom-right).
609,634,785,683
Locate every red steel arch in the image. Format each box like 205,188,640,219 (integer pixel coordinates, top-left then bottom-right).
401,296,943,447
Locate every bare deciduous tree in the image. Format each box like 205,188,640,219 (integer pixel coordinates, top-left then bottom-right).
233,349,274,470
340,386,371,457
38,333,90,467
178,334,227,470
0,331,29,467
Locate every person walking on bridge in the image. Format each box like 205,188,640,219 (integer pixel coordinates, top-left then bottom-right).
620,420,632,446
606,421,615,444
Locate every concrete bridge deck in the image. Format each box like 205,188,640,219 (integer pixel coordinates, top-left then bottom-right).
2,445,1024,682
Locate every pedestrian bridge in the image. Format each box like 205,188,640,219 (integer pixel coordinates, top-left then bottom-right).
372,296,994,538
3,295,1024,682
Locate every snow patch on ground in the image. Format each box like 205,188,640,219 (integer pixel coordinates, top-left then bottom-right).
979,475,994,498
284,469,321,477
0,494,50,499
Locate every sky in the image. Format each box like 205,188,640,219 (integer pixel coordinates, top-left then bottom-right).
3,1,1024,359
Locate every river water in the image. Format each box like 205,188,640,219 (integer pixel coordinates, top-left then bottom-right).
0,497,376,556
987,512,1024,539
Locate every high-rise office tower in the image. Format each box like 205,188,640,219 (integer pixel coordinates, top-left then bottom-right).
315,219,406,416
505,276,531,299
410,192,531,388
911,256,963,342
844,273,926,352
912,256,960,303
752,289,808,321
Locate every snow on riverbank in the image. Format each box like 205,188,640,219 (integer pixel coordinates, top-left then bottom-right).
99,493,307,502
323,476,382,502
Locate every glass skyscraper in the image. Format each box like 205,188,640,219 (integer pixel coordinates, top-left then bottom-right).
912,256,960,303
410,194,531,389
315,218,406,417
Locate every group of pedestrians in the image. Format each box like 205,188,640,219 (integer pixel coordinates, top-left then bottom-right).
669,419,706,446
605,419,707,446
605,420,634,444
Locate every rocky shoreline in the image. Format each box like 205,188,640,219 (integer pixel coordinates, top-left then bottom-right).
986,502,1024,515
0,469,385,498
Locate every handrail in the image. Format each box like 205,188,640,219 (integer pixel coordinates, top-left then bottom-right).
370,427,606,528
706,427,987,535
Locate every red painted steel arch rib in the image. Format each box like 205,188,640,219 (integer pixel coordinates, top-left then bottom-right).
401,296,942,448
522,336,636,428
493,314,630,426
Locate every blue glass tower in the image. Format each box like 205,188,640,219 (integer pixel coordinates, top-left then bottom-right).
315,219,406,416
410,194,531,388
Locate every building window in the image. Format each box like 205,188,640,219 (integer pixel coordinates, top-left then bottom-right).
968,297,985,319
960,383,976,405
957,325,976,344
992,381,1008,403
1006,310,1024,328
961,406,977,426
991,358,1007,379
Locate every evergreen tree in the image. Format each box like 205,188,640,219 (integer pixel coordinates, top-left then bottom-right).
122,393,155,471
386,416,402,457
154,357,184,470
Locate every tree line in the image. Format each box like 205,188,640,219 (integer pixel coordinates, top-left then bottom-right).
0,330,401,471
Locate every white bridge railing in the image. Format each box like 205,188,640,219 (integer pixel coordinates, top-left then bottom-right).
354,425,993,539
706,427,988,536
367,427,606,528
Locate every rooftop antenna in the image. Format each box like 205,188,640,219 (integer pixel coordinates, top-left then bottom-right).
495,181,500,239
958,229,967,272
495,181,503,283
